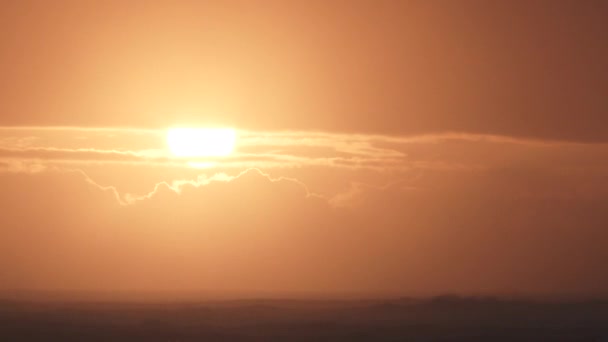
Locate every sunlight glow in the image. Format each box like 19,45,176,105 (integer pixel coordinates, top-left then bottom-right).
167,128,236,158
187,161,217,169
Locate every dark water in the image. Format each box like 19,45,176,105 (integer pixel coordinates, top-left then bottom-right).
1,296,607,341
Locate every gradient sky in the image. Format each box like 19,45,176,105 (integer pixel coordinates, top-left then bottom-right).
0,0,607,298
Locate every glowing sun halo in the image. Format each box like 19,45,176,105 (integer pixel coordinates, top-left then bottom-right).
166,128,236,158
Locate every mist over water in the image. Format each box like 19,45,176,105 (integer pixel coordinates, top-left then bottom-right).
1,295,608,341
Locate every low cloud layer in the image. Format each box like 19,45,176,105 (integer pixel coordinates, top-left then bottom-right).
1,127,607,297
0,156,607,297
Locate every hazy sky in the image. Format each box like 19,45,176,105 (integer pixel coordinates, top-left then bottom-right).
0,0,607,298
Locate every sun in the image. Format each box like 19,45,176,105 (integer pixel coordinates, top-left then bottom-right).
166,128,236,158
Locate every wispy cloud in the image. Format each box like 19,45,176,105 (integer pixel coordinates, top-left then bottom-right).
1,126,607,173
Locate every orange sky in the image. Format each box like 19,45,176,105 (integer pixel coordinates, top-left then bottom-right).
0,0,607,299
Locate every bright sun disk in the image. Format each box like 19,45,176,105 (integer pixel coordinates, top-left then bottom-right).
166,128,236,158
